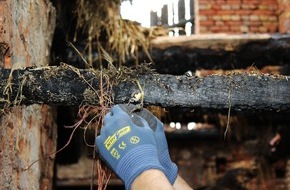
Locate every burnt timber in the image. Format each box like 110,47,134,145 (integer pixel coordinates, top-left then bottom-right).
0,65,289,112
134,34,290,74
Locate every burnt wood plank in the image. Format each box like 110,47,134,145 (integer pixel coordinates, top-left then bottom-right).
0,65,289,112
132,34,290,74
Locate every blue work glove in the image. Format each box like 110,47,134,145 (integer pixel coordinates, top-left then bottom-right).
119,104,178,185
96,105,165,190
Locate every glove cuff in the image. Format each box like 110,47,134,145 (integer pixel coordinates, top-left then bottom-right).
117,144,166,190
160,150,178,184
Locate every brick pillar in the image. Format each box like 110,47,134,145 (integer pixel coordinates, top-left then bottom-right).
278,0,290,33
194,0,200,34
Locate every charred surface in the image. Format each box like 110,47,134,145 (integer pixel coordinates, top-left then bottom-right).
0,66,289,112
131,34,290,74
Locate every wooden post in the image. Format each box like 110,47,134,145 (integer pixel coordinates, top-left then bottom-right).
0,0,57,189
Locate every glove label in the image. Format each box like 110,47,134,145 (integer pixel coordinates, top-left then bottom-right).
118,141,127,150
104,126,131,151
130,136,140,144
110,148,121,159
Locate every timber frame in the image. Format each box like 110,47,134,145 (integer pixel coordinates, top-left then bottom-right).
0,64,289,113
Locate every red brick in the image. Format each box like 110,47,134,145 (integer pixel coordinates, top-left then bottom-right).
241,4,258,10
254,10,276,15
212,4,222,10
249,15,259,21
231,15,241,21
269,16,278,21
227,0,242,5
200,20,215,26
231,4,241,10
260,0,278,5
215,21,225,25
236,10,254,15
243,20,263,26
216,10,237,15
210,25,225,32
230,25,241,31
226,21,243,26
212,15,222,20
199,15,208,21
259,26,268,32
241,15,250,20
199,26,209,33
216,0,227,4
258,5,277,10
199,0,209,4
249,26,260,32
222,15,231,20
263,22,279,32
240,25,250,32
199,10,217,15
199,4,212,10
221,5,231,10
259,15,270,21
242,0,260,4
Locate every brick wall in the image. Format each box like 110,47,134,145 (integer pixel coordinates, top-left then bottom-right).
198,0,279,34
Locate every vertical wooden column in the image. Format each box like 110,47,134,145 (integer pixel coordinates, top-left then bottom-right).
0,0,57,189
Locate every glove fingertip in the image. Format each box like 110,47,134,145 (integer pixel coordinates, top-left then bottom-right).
95,135,103,147
104,111,113,123
111,105,124,114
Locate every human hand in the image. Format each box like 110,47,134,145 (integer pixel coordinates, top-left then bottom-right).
96,105,165,190
118,104,178,184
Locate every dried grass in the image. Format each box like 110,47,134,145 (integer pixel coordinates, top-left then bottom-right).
75,0,167,67
76,0,138,65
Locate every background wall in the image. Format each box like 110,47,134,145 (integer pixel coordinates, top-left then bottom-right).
198,0,279,34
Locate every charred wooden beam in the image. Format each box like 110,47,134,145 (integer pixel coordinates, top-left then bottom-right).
133,34,290,74
0,65,289,112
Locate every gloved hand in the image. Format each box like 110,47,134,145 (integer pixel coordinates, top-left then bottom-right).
119,104,178,185
96,105,165,190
